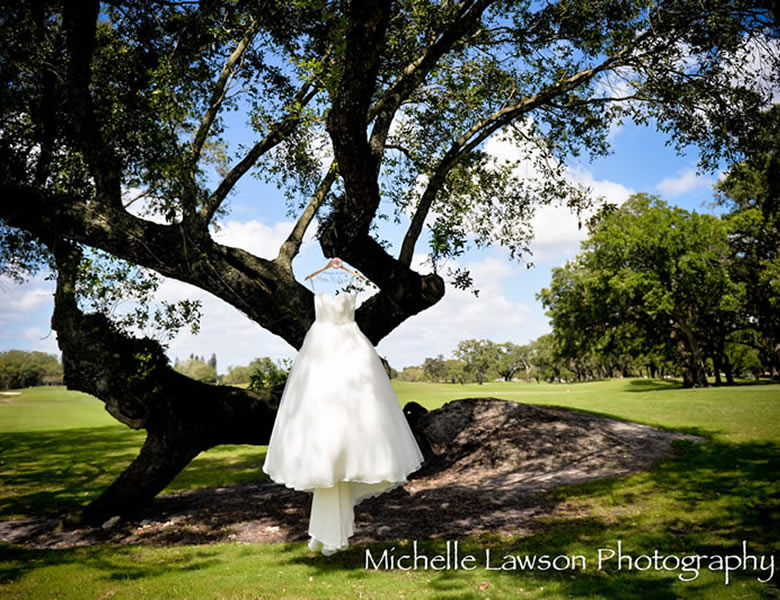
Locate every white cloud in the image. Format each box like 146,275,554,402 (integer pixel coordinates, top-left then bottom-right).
526,205,585,264
122,187,178,225
485,133,634,264
150,218,303,368
22,327,58,349
567,165,634,207
656,168,714,197
594,66,640,140
483,122,547,179
398,123,633,269
212,218,295,259
0,275,54,321
0,218,311,369
0,327,60,356
0,274,59,354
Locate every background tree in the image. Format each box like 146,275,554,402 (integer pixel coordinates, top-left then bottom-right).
397,366,426,382
0,351,63,389
454,339,501,384
717,107,780,377
0,0,776,523
422,355,447,382
494,342,528,382
442,359,468,384
526,334,560,383
247,357,290,391
540,194,745,387
223,365,253,385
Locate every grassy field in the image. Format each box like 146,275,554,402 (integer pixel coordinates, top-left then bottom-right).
0,380,778,599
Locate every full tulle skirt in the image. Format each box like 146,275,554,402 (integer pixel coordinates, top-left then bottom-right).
263,318,423,553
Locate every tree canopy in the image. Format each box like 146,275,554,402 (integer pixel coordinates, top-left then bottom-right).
0,350,63,389
716,106,780,370
539,191,779,386
1,0,777,522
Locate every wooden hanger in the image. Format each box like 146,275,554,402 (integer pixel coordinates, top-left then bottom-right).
304,257,365,281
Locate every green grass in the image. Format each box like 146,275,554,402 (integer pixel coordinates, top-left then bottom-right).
0,387,119,431
1,381,778,599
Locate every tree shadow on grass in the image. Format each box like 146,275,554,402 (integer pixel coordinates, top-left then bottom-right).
0,427,268,520
0,543,223,585
283,522,727,600
626,379,683,392
551,438,780,552
0,427,144,518
1,436,777,597
163,448,269,493
626,378,780,392
1,402,778,598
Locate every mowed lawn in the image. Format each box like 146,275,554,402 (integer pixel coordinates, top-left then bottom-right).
0,380,778,599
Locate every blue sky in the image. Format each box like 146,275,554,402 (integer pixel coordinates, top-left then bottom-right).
0,116,721,372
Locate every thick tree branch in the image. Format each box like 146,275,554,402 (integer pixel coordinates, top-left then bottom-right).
51,239,282,525
321,0,446,340
51,240,279,440
352,241,446,345
367,0,492,162
326,0,392,229
63,0,122,205
2,184,315,348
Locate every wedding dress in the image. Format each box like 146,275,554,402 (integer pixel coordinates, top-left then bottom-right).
263,292,424,554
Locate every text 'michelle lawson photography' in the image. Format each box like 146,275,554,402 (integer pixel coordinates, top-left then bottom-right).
364,540,775,585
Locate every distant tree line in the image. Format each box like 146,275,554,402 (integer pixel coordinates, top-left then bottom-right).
399,337,561,384
246,357,291,391
0,350,63,389
174,354,291,389
398,325,767,386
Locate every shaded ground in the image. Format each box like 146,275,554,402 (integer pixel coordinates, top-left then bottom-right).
0,398,698,549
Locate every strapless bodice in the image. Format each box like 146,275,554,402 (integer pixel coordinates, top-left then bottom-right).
314,293,356,325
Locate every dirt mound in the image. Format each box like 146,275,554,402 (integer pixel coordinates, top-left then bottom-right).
412,397,687,490
0,398,698,549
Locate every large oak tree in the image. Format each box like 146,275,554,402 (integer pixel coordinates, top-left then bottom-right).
1,0,776,523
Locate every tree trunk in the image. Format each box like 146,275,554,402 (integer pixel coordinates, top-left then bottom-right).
724,359,735,385
713,334,736,386
672,315,709,388
71,430,204,526
712,355,723,386
774,343,780,382
52,243,281,525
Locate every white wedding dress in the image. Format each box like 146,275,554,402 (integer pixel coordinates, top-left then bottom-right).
263,292,424,554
